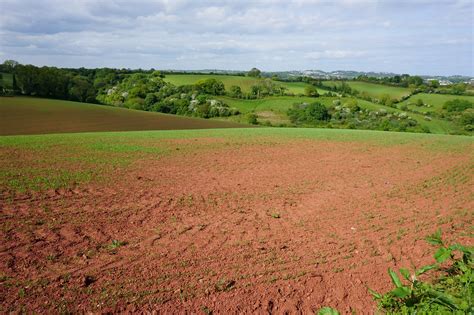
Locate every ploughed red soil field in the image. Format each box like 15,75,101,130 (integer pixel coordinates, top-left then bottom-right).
0,128,472,313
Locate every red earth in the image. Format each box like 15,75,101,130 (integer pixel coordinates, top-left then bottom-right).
1,138,473,313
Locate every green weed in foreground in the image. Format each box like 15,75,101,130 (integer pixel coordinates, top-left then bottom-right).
107,240,128,254
317,307,340,315
317,230,472,314
370,229,473,313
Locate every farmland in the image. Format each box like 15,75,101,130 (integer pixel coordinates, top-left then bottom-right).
2,95,460,134
399,93,474,113
212,95,459,134
0,97,241,135
352,98,458,134
271,81,328,95
0,66,472,314
4,61,471,135
164,74,261,93
1,127,472,313
322,80,413,100
161,74,469,134
1,0,473,312
214,96,315,124
163,74,319,94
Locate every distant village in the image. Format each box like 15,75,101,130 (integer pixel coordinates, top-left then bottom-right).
426,78,474,86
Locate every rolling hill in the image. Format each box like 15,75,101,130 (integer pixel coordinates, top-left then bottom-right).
399,93,474,113
163,74,319,94
322,80,412,100
0,97,244,136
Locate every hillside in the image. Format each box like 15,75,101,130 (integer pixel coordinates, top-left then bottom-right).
3,64,471,135
399,93,474,113
0,97,243,136
322,80,412,100
163,74,261,93
163,74,318,94
158,73,471,134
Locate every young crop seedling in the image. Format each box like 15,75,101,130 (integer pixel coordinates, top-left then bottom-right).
200,305,213,315
214,278,236,292
107,240,127,253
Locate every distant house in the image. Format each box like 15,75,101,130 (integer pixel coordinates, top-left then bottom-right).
439,80,453,86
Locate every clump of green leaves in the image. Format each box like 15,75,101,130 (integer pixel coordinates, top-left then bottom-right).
200,305,213,315
287,102,330,124
271,213,281,219
247,113,259,125
317,307,340,315
214,278,235,292
107,239,127,252
370,229,473,313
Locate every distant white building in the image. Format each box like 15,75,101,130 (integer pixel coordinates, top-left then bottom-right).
439,80,453,86
425,78,453,86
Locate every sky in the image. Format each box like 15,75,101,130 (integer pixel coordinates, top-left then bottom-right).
0,0,473,76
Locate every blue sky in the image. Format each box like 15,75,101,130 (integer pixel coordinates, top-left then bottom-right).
0,0,472,76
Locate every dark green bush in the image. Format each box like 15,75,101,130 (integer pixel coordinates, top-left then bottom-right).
443,99,473,112
247,113,258,125
194,78,226,95
288,102,330,124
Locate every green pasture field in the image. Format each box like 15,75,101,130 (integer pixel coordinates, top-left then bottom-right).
216,96,315,114
353,99,458,134
163,74,261,92
279,81,329,95
322,80,412,100
399,93,474,113
163,74,319,94
215,96,328,124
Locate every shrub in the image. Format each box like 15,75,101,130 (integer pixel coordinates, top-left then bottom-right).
443,99,473,112
344,99,360,112
421,125,431,133
250,79,286,98
194,78,226,95
459,109,474,127
288,102,330,124
228,85,242,98
247,67,261,77
124,97,145,110
304,85,319,97
247,113,258,125
196,94,208,104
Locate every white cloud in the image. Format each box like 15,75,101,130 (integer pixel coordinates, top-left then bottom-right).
305,50,368,59
0,0,472,75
